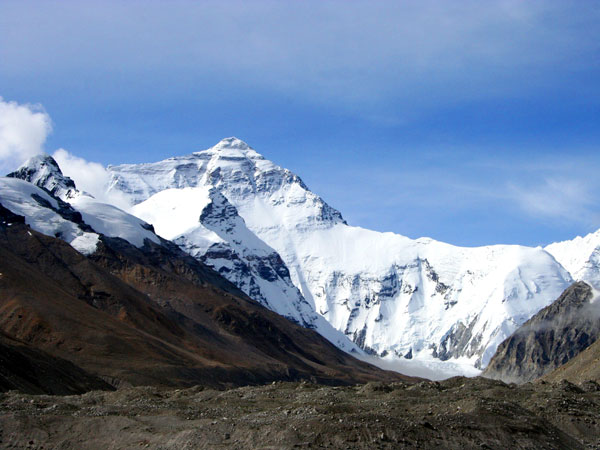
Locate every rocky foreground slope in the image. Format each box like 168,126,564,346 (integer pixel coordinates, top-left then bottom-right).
544,334,600,385
2,377,600,449
0,331,113,395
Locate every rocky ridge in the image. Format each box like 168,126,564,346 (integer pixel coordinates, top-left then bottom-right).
483,281,600,383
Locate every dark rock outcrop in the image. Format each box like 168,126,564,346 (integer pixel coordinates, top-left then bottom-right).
483,281,599,383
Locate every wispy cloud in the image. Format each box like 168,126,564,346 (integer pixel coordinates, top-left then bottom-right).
0,97,51,173
508,178,600,227
52,148,132,210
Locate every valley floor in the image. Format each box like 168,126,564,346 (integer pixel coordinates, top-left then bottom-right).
1,377,599,449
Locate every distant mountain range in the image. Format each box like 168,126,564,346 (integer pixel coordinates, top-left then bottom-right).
6,137,600,376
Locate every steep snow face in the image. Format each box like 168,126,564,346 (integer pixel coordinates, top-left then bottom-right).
267,225,572,367
107,137,574,368
9,156,161,249
546,231,600,290
0,177,99,255
131,185,358,351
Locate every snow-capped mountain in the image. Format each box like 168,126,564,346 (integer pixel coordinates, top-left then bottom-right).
545,230,600,290
107,138,360,351
8,154,79,200
5,154,161,251
131,186,312,320
1,156,400,391
105,137,575,369
0,176,100,255
130,184,357,350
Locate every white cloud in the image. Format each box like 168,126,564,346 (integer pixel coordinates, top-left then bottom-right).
0,97,52,173
509,178,600,226
0,98,130,211
52,148,132,211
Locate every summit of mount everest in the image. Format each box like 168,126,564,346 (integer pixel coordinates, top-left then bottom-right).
9,137,600,374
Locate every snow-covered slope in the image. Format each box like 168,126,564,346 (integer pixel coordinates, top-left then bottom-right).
0,177,100,255
6,155,161,250
545,230,600,290
70,195,160,248
131,186,304,314
106,137,574,369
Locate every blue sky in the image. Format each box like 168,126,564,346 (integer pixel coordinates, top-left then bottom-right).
1,0,600,246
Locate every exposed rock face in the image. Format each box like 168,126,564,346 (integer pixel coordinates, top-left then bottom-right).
483,282,600,383
544,337,600,384
7,154,78,200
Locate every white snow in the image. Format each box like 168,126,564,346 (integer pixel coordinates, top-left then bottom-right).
132,187,214,241
0,177,99,255
258,222,571,367
131,183,359,352
70,195,160,248
8,154,162,250
546,230,600,290
358,353,482,381
69,232,101,255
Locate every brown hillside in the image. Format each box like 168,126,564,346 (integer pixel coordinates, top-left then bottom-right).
0,219,410,389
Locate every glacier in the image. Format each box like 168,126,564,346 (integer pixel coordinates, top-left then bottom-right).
545,230,600,291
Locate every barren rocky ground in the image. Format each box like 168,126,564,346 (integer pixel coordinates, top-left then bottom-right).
2,376,600,449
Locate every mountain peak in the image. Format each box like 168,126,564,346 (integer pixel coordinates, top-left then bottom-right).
7,153,79,200
212,137,251,151
18,153,61,174
213,137,250,151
